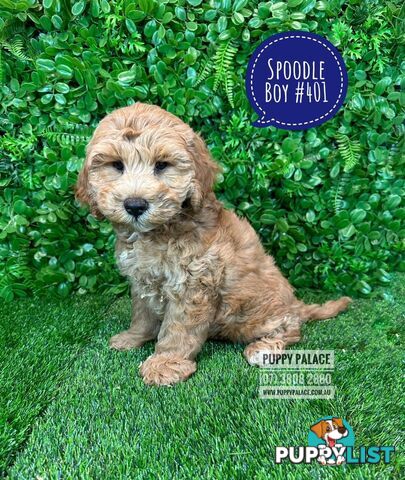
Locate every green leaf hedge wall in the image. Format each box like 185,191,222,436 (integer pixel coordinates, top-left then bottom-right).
0,0,403,300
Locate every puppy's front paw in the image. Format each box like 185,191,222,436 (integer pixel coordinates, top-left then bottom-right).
109,331,142,351
140,353,196,386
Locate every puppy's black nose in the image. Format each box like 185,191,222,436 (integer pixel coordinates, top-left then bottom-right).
124,198,149,219
338,427,346,434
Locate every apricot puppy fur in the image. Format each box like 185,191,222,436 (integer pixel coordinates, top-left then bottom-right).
76,103,350,386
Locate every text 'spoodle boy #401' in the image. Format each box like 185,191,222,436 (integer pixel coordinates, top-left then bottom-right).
76,103,351,386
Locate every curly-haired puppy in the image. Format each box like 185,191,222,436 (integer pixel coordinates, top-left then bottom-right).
76,103,351,386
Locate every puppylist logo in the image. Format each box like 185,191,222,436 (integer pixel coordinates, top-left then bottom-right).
275,417,395,466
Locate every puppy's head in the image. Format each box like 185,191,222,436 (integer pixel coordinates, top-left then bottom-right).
76,103,219,232
310,418,348,446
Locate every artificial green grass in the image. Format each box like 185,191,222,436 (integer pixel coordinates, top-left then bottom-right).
0,296,113,476
2,277,404,479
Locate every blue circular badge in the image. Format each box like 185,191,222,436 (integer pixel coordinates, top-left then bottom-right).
246,31,348,130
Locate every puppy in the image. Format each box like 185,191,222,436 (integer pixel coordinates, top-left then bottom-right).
310,418,348,465
76,103,351,386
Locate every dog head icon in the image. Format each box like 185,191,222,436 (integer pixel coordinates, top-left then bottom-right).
310,417,348,448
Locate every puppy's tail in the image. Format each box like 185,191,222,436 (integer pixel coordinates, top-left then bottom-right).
294,296,352,322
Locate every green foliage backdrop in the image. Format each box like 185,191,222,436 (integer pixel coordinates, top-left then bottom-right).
0,0,403,300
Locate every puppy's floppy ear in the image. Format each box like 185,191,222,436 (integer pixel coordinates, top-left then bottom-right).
75,151,104,219
332,417,344,428
187,132,220,210
310,421,327,439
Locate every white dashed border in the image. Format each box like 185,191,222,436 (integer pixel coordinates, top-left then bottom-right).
249,35,344,126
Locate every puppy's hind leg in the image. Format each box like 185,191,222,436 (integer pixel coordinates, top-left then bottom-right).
244,295,352,366
244,316,301,366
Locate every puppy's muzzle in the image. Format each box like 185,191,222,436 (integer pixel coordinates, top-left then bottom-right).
124,197,149,219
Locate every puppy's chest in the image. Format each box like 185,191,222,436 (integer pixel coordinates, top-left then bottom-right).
116,239,190,301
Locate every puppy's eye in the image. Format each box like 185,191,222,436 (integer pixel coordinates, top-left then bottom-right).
112,161,124,172
154,161,169,173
